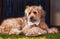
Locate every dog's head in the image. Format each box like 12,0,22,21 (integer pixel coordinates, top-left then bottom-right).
25,5,45,25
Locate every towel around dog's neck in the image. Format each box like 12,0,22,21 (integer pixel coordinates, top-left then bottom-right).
27,21,40,26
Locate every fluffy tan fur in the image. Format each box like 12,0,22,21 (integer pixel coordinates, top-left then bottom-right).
0,18,25,35
22,5,59,36
0,6,59,36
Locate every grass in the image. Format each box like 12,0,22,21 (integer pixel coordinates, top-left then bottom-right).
0,33,60,39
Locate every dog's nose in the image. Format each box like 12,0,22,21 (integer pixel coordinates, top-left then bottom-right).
30,16,34,20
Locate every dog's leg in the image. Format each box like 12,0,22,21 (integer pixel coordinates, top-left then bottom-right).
48,27,59,34
39,21,49,31
24,27,47,36
22,26,32,34
9,28,22,35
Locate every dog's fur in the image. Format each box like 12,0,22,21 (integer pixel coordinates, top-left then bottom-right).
0,5,59,36
0,17,25,35
22,6,59,36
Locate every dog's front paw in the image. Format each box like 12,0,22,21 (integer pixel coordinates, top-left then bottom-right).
25,27,43,36
25,29,39,36
48,27,59,34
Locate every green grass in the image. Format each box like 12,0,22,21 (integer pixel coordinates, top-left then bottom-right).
0,33,60,39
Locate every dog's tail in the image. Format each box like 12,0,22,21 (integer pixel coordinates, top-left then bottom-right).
48,27,59,34
0,26,4,33
0,26,2,33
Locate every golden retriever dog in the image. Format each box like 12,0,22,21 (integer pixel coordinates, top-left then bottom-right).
0,5,58,36
22,5,58,36
0,17,25,35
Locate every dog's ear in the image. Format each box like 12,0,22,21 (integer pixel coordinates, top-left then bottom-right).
26,6,30,8
38,5,43,10
41,10,46,18
38,5,46,20
25,6,30,17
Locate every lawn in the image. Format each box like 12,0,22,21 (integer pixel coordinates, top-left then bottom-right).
0,33,60,39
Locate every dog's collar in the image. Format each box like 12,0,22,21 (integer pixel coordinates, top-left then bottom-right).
27,21,40,26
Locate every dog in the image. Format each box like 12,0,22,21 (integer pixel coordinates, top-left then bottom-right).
22,5,59,36
0,5,58,36
0,17,25,35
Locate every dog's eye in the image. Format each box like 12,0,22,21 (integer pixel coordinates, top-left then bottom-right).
33,12,37,14
29,12,31,15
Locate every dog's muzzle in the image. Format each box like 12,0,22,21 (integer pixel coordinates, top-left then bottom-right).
30,16,37,22
30,16,34,20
